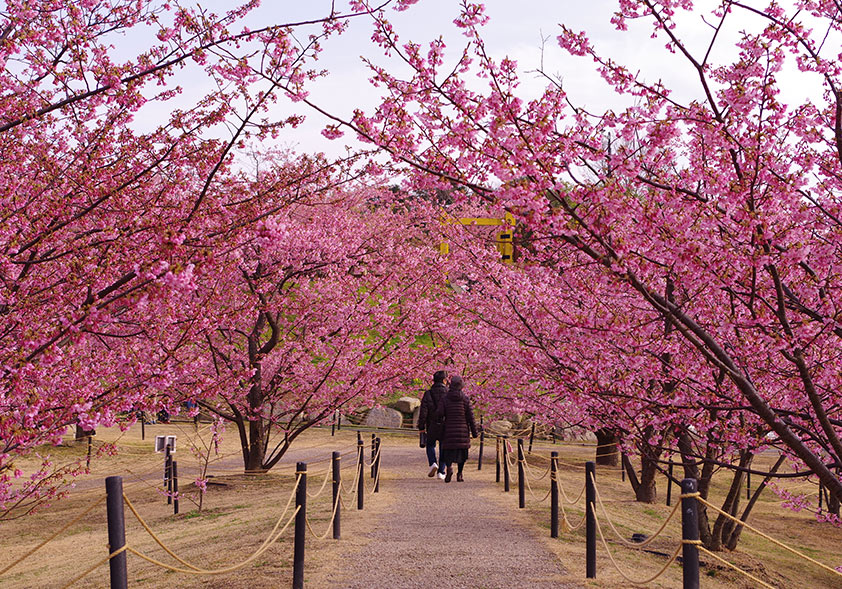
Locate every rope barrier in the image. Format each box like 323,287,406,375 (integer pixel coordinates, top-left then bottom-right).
592,506,684,585
368,460,382,496
306,462,335,499
304,493,341,540
122,473,302,573
58,545,128,589
696,496,842,579
590,472,681,548
521,455,552,481
519,458,552,503
0,493,107,575
698,547,776,589
125,505,300,575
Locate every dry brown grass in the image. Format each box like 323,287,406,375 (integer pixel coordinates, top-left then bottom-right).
1,425,841,588
0,423,371,588
497,442,842,588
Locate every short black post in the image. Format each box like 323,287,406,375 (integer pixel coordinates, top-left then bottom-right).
819,481,824,511
666,461,674,507
503,436,511,492
586,461,596,579
86,435,93,470
374,437,381,493
495,437,501,483
357,440,364,510
172,460,179,515
337,411,341,430
293,462,307,589
357,430,362,445
681,478,700,589
528,423,535,454
517,439,525,508
331,411,336,437
165,444,172,505
621,453,626,481
477,430,485,471
550,452,559,538
141,413,145,440
332,451,341,539
105,476,128,589
746,470,751,501
371,433,376,478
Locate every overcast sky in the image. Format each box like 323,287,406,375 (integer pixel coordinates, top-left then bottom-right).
176,1,827,158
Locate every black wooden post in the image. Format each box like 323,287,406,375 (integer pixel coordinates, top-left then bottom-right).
819,481,824,511
331,411,336,437
477,430,485,471
337,411,341,430
503,436,511,493
140,412,145,440
165,444,172,505
666,461,674,507
332,451,341,540
357,440,364,510
371,433,376,478
528,423,535,454
357,430,362,445
374,437,381,493
681,478,700,589
293,462,307,589
105,476,128,589
550,451,559,538
495,437,501,483
586,461,596,579
86,435,93,470
517,438,526,508
172,461,179,515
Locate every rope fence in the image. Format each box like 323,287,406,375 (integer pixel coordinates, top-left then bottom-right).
493,434,842,588
1,434,387,589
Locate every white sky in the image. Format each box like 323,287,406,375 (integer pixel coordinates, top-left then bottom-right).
128,1,830,158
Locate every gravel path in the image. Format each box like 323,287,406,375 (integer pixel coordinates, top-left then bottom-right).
308,441,580,589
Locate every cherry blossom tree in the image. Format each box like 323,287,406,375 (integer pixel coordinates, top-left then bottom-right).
0,0,408,513
305,0,842,519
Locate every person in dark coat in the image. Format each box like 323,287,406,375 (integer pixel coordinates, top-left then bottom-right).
439,374,478,482
418,370,448,479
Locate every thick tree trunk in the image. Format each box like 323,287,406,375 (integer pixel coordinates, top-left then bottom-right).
595,428,619,466
635,454,658,503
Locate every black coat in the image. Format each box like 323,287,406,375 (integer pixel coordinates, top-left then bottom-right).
440,388,478,450
418,382,447,441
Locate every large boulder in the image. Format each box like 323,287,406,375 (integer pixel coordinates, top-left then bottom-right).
488,420,513,435
392,396,421,413
362,406,403,428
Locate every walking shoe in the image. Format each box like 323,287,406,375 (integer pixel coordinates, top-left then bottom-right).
437,472,446,480
428,463,438,477
445,466,453,483
457,472,464,482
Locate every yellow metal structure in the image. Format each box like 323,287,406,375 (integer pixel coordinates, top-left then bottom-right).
440,212,515,264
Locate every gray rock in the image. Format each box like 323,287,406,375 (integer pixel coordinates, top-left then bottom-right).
393,396,421,413
362,406,403,428
489,420,513,435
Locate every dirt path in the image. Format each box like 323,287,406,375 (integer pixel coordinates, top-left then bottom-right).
308,441,580,589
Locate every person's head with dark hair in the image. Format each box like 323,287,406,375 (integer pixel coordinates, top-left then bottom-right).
433,370,448,384
448,374,463,392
